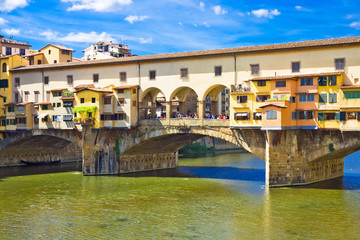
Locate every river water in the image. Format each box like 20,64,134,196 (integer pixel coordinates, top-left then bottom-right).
0,152,359,239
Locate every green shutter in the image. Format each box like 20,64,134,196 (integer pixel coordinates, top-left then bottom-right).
335,112,340,121
318,113,324,121
357,112,360,121
292,112,297,120
340,112,346,121
319,94,327,103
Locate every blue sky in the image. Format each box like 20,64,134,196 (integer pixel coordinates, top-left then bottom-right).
0,0,360,58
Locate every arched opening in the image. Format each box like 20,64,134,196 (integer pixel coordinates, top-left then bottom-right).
170,87,198,118
2,63,7,73
202,84,230,119
139,87,166,119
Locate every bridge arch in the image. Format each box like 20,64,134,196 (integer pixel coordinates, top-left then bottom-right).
169,86,199,118
201,84,230,117
139,87,166,119
0,130,82,166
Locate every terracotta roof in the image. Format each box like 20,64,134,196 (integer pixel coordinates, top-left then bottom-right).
50,88,68,92
259,103,287,108
340,106,360,109
38,102,51,105
16,102,33,106
251,72,342,81
25,52,43,57
295,90,318,94
113,85,139,89
295,108,318,111
74,84,94,89
10,36,360,72
74,87,112,93
4,102,17,106
103,93,114,97
61,96,74,100
40,44,75,52
340,85,360,89
0,54,21,59
4,102,32,106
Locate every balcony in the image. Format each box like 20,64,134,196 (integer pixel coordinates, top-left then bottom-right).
73,117,95,125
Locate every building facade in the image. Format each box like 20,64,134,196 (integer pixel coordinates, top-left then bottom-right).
6,36,360,132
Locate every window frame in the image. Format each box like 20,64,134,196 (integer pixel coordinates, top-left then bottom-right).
292,61,300,73
275,81,286,88
266,110,277,120
120,72,127,82
250,64,259,75
67,75,73,85
214,66,222,76
335,58,345,70
180,68,189,78
93,73,99,83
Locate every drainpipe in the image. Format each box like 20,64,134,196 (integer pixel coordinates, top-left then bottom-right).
137,61,140,125
233,53,237,86
41,69,44,102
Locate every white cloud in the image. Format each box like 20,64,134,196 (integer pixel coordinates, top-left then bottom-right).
139,37,152,44
0,17,8,25
345,14,355,19
295,5,311,12
199,2,205,10
178,22,183,26
350,21,360,30
2,28,20,36
61,0,132,12
40,30,115,43
203,21,210,28
295,6,303,10
125,15,149,24
251,9,280,19
212,5,227,15
0,0,29,12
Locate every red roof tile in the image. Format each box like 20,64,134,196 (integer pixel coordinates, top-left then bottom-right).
113,85,139,89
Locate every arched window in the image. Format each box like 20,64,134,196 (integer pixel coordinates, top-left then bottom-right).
2,63,6,72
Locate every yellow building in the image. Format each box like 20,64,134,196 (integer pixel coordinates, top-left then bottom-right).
38,44,74,64
0,54,29,118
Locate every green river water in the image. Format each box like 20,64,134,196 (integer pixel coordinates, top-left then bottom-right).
0,152,359,240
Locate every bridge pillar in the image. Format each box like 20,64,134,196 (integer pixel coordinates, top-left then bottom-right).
265,130,344,187
211,101,218,115
165,101,171,123
198,100,204,119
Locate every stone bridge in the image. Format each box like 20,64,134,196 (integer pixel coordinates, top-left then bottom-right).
0,120,359,187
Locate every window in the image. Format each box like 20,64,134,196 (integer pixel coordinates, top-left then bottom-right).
14,92,19,103
328,76,337,86
20,49,25,56
253,112,262,120
301,78,313,86
133,100,137,107
257,80,266,86
13,77,20,87
120,72,127,81
63,101,73,107
91,98,96,103
348,112,357,120
17,118,26,124
132,88,136,94
298,111,314,120
299,94,314,102
325,113,336,120
52,115,62,121
2,63,6,72
180,68,188,78
329,93,337,103
80,98,84,103
113,113,126,120
53,91,62,97
256,95,270,102
266,111,277,120
48,50,51,55
290,96,296,103
24,91,29,102
37,60,42,65
318,76,327,86
44,76,49,85
234,112,250,120
3,97,5,103
292,62,300,73
343,91,360,100
149,70,156,80
215,66,222,76
319,93,327,103
6,47,11,55
118,98,125,106
67,75,73,85
63,115,73,121
275,81,286,87
250,64,259,75
237,96,247,103
8,106,14,112
62,50,69,55
34,91,39,102
57,103,61,107
335,58,345,70
93,73,99,83
54,60,57,63
0,79,8,88
100,114,112,121
117,89,124,94
41,104,48,110
104,97,111,104
53,103,56,108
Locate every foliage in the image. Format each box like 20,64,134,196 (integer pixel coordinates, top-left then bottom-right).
73,106,97,113
114,139,120,155
329,143,335,152
64,91,74,97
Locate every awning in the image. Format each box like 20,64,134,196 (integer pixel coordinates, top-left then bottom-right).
236,112,248,116
37,114,48,119
254,112,262,116
63,115,73,121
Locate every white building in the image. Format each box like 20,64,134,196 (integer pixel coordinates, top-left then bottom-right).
82,41,132,61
